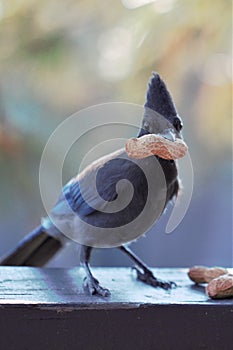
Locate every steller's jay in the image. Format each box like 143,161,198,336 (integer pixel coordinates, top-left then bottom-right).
0,73,184,296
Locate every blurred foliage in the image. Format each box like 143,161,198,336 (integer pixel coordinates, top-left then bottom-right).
0,0,231,150
0,0,232,266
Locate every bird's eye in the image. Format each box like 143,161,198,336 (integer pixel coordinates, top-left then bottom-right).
173,117,183,132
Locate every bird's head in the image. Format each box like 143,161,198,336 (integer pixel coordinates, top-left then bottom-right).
139,72,183,141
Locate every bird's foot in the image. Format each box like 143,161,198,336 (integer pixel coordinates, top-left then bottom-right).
83,276,111,297
133,267,176,290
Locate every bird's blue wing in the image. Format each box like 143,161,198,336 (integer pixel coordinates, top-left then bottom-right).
65,179,96,216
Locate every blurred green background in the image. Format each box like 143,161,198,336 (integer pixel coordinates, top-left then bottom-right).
0,0,232,267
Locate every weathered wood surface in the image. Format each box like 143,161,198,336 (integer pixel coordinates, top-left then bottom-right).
0,267,232,350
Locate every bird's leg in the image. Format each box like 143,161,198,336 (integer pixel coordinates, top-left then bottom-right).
119,245,176,290
80,245,110,297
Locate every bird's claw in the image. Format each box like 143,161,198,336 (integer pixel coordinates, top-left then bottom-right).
132,266,176,290
83,277,111,297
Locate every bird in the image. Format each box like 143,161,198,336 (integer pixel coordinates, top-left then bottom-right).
0,73,184,297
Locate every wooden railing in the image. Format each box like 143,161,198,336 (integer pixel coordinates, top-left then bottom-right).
0,267,232,350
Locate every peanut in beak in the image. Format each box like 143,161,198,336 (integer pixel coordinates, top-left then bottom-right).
125,133,188,160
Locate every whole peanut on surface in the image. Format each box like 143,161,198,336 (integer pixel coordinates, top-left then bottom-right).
188,266,228,284
206,274,233,299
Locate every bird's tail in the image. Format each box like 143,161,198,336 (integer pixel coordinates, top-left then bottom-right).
0,225,62,267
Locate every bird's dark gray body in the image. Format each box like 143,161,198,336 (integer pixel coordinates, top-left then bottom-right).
45,147,179,247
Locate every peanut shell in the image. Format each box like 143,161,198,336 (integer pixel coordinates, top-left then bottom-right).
206,274,233,299
188,266,228,284
125,134,188,160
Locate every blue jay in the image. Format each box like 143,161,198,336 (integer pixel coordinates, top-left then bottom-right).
0,73,183,296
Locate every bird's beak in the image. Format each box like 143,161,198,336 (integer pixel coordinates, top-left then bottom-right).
159,128,176,142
